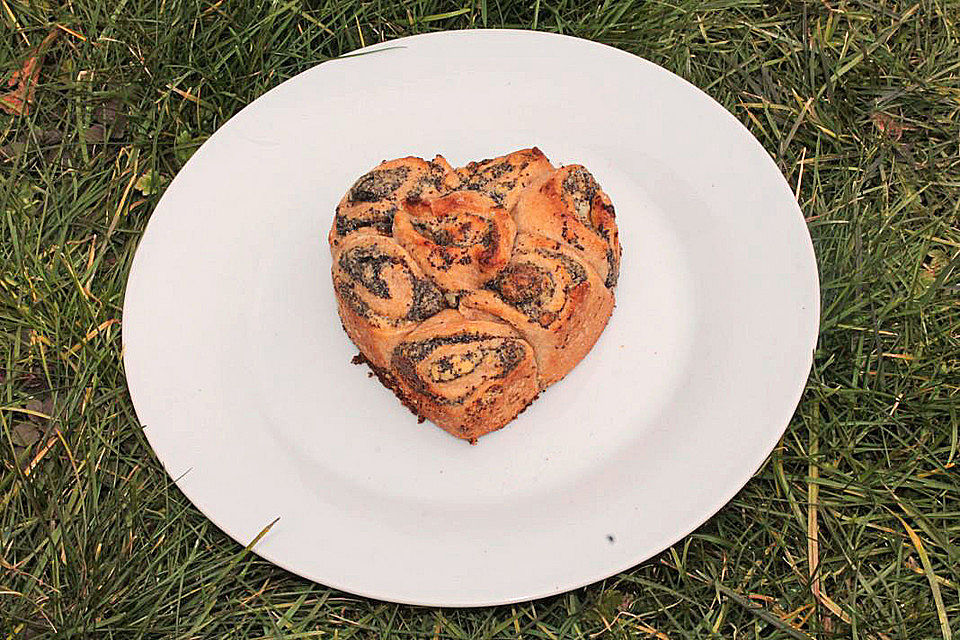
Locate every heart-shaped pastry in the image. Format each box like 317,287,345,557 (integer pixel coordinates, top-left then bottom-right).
329,148,621,442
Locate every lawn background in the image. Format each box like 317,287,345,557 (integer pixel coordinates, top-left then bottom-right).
1,0,958,638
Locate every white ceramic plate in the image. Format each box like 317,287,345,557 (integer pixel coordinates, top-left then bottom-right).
123,29,819,606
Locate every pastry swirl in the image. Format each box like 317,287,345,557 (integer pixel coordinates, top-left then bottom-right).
332,233,444,369
393,191,516,293
513,164,621,288
329,156,459,252
389,310,539,441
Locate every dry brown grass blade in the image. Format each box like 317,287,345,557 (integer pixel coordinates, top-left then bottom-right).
23,433,59,476
895,514,953,640
62,319,120,357
0,0,30,46
1,405,52,420
55,23,87,41
807,423,820,600
806,415,856,626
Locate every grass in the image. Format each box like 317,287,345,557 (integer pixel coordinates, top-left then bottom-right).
1,0,958,637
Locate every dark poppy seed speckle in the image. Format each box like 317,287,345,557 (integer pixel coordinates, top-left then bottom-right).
408,277,444,322
349,166,410,202
338,246,398,299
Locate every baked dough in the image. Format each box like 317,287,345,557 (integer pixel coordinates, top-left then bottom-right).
329,149,621,441
389,309,540,441
393,191,516,293
512,164,621,288
460,233,614,387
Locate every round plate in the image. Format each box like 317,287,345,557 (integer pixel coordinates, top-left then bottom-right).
123,30,819,606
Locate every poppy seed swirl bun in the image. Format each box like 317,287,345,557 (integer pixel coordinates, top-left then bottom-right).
330,148,621,442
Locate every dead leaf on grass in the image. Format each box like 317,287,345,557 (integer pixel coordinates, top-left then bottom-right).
0,31,58,116
94,98,127,132
25,396,55,425
84,98,128,143
82,123,107,144
24,398,44,416
19,370,45,391
0,129,62,161
11,421,42,448
870,111,905,141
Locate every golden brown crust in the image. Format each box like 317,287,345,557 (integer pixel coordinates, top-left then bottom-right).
512,165,621,288
455,147,555,211
393,191,517,293
460,233,614,386
329,149,620,441
389,309,540,441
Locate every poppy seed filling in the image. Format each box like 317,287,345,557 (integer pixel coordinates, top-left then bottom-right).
349,166,410,202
